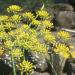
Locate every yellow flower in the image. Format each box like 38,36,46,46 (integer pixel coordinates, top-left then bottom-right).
57,31,70,40
41,29,56,43
70,51,75,58
29,29,37,35
20,36,48,53
0,15,9,22
3,22,16,30
22,12,35,20
44,33,56,44
43,20,53,29
36,10,49,18
18,60,34,74
7,5,22,13
0,31,7,39
4,40,14,48
18,32,30,40
10,14,21,23
54,43,70,58
32,19,41,26
9,48,23,58
54,43,69,53
21,24,30,30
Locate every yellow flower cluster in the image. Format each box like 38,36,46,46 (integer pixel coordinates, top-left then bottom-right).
18,60,34,74
44,33,56,44
36,10,49,18
22,12,35,20
0,22,16,32
15,30,47,53
41,29,56,44
54,43,70,59
7,5,22,13
3,22,16,30
0,15,9,22
57,31,70,40
43,20,53,29
10,14,21,23
4,40,14,48
25,40,47,53
0,31,7,39
21,24,30,30
18,32,30,40
32,19,41,26
9,48,23,59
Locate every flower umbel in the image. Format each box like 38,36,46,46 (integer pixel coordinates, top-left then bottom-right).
36,10,49,18
57,31,70,40
9,48,23,59
0,15,9,23
32,19,41,26
43,20,53,29
7,5,22,13
10,14,21,23
54,43,70,59
22,12,35,20
17,60,34,75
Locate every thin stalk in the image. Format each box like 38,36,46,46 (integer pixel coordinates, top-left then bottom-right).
21,71,23,75
12,58,17,75
47,59,58,75
23,48,25,60
60,57,66,75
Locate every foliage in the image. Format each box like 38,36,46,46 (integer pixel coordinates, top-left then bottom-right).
0,4,74,75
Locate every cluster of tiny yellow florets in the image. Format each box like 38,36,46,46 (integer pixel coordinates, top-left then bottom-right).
4,40,14,48
22,12,35,20
14,28,48,53
57,31,70,40
43,20,54,29
10,14,21,23
0,31,7,39
36,10,50,19
4,22,16,30
54,43,70,59
9,48,23,59
32,19,41,26
41,29,56,44
7,5,22,13
17,60,34,75
0,15,9,23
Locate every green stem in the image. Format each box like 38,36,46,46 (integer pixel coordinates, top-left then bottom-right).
48,59,58,75
60,58,66,75
21,71,23,75
12,58,17,75
23,48,25,60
